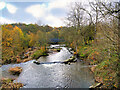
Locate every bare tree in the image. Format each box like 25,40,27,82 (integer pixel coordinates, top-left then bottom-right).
98,2,120,19
89,2,99,32
96,2,120,46
66,2,84,29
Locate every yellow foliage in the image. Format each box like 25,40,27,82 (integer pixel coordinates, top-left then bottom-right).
2,25,24,62
114,84,117,88
70,43,73,47
13,26,24,37
74,52,77,55
77,49,79,53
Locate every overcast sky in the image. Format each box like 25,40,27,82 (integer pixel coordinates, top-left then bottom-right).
0,0,118,27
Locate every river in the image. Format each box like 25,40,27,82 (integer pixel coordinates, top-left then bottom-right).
0,45,95,88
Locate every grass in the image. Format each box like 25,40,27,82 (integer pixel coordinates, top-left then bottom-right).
31,48,48,59
94,54,119,88
70,44,119,88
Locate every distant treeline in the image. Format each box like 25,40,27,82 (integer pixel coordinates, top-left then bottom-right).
11,23,53,33
1,23,63,64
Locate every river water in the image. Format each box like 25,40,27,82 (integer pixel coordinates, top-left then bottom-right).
0,45,95,88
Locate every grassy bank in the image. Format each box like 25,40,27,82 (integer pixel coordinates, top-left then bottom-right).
71,44,119,88
31,46,48,59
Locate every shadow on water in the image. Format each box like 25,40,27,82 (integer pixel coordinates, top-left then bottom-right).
0,45,95,88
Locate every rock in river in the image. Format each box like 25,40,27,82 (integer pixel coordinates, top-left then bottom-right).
9,67,22,75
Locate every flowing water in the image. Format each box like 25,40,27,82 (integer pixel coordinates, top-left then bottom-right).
0,45,95,88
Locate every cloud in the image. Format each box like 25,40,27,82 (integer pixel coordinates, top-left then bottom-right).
0,17,15,24
25,0,95,27
48,0,69,10
0,17,32,25
45,15,65,27
25,0,69,27
25,4,47,18
0,2,17,14
6,4,17,14
0,1,6,10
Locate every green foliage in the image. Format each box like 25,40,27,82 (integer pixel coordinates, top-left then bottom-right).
81,25,95,44
11,23,53,34
62,19,119,88
31,47,48,59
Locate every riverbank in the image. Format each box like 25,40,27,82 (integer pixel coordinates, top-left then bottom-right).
1,44,117,88
0,45,66,89
1,46,49,65
1,66,24,89
1,45,95,88
1,78,23,89
2,47,36,65
69,44,119,88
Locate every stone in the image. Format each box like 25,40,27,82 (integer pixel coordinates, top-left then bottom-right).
9,67,22,75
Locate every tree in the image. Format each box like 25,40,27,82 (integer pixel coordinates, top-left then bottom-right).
66,2,84,29
90,2,120,88
2,25,25,63
28,32,36,47
11,26,24,55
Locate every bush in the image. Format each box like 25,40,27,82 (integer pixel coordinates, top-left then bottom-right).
77,45,94,60
1,78,23,89
31,47,48,59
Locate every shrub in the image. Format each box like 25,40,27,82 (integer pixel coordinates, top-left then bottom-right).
31,47,48,59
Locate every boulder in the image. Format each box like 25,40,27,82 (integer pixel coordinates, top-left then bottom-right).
9,67,22,75
33,61,40,65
